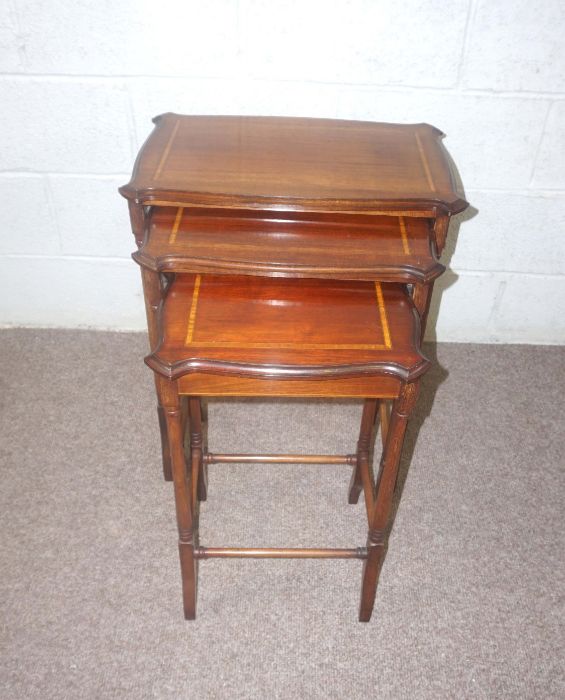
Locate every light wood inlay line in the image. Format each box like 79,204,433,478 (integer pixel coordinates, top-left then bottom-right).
184,341,388,350
154,118,181,180
399,217,411,255
184,275,201,345
168,206,184,244
375,282,392,349
415,132,436,193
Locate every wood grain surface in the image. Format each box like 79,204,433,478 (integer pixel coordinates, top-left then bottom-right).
134,207,445,283
146,274,428,385
120,113,468,216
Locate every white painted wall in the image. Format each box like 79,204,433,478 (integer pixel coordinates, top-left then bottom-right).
1,0,564,343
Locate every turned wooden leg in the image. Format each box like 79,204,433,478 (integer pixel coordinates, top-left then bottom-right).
200,398,209,424
158,378,197,619
140,265,174,481
359,382,420,622
412,282,433,342
157,391,172,481
189,398,207,503
348,399,378,505
378,401,390,450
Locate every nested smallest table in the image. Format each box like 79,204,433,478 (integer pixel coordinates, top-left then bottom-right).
146,274,428,621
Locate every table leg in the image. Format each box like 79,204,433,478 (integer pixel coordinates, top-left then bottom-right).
359,381,420,622
348,399,378,505
188,398,207,504
158,378,197,620
141,266,172,481
412,282,433,343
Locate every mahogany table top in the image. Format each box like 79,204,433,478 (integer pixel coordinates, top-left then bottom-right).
134,207,444,283
120,114,467,217
146,274,428,383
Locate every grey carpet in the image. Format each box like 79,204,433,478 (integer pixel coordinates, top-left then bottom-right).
0,329,563,699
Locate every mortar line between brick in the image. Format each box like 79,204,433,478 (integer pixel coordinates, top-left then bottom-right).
465,187,565,196
0,254,133,263
42,174,63,255
0,172,131,178
2,173,564,197
1,74,565,100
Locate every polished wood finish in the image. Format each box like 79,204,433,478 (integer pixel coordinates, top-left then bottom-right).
348,399,379,513
179,373,401,399
188,397,206,506
379,401,391,449
157,376,196,619
144,274,426,620
204,453,356,465
195,548,367,560
134,207,443,283
122,114,466,621
146,275,428,384
359,382,420,621
140,267,173,480
120,114,467,217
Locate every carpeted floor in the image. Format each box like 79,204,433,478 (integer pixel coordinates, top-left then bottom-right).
0,329,563,699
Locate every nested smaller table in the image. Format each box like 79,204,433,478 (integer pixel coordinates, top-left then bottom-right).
146,273,428,621
135,207,444,284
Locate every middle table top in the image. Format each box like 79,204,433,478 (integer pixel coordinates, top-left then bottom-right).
133,207,444,284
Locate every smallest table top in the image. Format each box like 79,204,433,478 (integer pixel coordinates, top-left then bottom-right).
146,274,428,385
120,114,467,217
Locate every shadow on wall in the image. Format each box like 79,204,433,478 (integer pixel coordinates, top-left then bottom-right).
383,147,479,536
424,145,479,345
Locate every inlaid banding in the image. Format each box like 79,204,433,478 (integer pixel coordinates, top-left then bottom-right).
184,275,201,345
399,217,411,255
375,282,392,349
154,118,181,180
415,132,436,193
168,206,184,244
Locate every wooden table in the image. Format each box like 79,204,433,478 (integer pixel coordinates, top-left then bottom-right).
146,273,429,621
120,114,468,619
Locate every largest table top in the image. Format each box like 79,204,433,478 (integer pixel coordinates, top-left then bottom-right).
120,114,467,217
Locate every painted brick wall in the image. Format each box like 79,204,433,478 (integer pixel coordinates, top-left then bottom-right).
1,0,564,343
